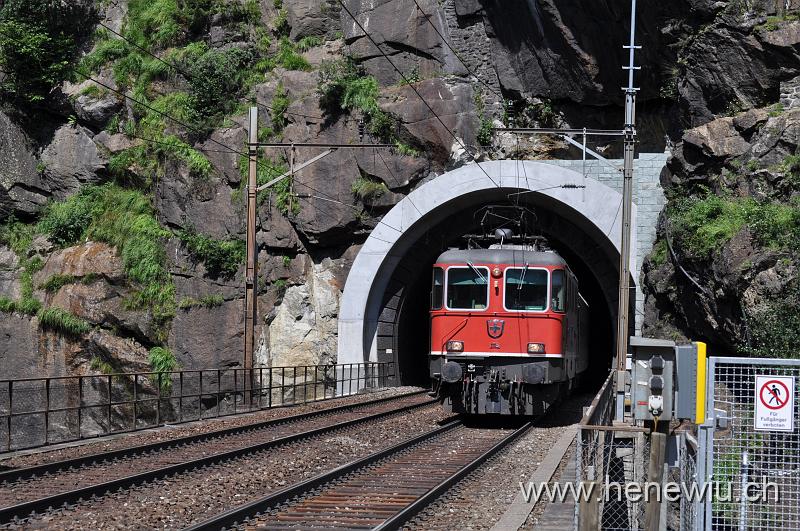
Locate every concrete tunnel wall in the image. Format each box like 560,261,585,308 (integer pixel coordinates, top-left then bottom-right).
337,156,669,373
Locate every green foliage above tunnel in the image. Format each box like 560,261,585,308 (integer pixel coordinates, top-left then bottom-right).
669,195,800,258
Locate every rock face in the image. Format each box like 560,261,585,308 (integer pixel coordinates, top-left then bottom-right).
678,15,800,126
0,111,47,218
40,126,107,198
259,258,341,368
642,103,800,354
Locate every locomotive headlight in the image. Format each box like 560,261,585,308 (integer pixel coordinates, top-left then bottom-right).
446,340,464,352
527,342,546,354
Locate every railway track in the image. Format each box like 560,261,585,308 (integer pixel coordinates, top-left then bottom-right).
0,391,433,524
187,419,532,530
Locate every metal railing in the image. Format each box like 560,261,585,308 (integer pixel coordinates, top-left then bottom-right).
0,362,395,453
576,370,651,531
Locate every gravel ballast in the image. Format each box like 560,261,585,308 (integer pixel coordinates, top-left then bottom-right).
5,402,448,530
405,392,591,531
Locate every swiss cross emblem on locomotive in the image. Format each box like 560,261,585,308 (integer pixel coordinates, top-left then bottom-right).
487,319,505,338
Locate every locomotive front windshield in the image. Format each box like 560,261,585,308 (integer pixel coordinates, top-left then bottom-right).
505,268,548,311
446,267,489,310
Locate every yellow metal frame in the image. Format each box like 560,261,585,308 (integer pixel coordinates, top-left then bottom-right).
694,341,707,424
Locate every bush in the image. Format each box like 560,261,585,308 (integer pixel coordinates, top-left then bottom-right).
297,36,322,52
178,294,224,309
0,0,97,102
37,307,90,337
0,297,15,313
270,83,290,132
318,58,398,143
740,283,800,358
148,346,178,392
182,44,252,120
178,229,245,279
275,37,310,71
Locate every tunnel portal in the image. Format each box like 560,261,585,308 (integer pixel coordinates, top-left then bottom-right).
338,160,652,386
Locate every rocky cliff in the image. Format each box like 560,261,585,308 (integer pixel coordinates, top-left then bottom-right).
1,0,799,387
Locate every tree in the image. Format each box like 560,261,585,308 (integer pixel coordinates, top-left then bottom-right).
0,0,96,103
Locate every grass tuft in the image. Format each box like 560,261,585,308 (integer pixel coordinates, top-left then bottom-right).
37,307,90,337
40,274,77,293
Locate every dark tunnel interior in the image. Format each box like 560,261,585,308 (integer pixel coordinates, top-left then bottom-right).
379,189,628,390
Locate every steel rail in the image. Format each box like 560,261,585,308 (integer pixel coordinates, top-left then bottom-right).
0,390,426,484
0,393,433,524
186,420,531,531
184,420,464,531
374,420,532,530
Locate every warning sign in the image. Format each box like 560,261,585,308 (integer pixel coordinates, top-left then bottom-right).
755,375,795,432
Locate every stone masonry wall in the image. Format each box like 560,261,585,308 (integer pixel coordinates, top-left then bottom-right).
542,152,670,332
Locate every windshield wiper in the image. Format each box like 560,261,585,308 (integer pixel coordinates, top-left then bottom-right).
466,260,487,284
518,262,529,290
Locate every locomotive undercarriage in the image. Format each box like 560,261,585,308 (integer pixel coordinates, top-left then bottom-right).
431,357,573,416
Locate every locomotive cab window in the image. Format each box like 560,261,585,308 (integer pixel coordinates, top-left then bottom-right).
431,267,443,310
446,266,489,310
551,269,565,313
504,268,548,311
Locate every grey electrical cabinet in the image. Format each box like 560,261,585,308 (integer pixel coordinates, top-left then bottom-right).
630,337,676,423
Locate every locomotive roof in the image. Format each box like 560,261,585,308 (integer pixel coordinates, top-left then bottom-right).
434,248,567,266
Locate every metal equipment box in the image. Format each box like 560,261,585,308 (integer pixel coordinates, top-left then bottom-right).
630,336,676,423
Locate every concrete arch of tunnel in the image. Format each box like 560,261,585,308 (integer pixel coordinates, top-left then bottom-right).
337,160,644,386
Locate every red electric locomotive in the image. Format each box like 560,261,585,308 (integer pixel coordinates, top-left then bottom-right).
429,245,589,415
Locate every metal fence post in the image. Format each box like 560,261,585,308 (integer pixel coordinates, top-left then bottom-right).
7,380,12,451
156,372,161,425
77,376,82,439
107,374,112,433
179,371,184,422
132,374,137,429
44,378,50,445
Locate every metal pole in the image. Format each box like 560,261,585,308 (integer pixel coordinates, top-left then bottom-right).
244,106,258,404
615,0,640,422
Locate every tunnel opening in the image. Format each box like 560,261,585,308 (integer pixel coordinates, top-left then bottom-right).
379,190,628,389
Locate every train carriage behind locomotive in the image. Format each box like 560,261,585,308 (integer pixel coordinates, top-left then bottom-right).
429,244,589,415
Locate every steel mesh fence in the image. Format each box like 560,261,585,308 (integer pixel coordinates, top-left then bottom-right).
576,371,652,530
704,358,800,531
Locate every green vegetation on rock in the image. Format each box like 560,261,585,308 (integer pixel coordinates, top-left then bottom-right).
178,294,224,309
37,307,90,337
40,274,77,293
0,0,96,102
37,184,176,325
740,282,800,359
352,176,388,201
148,346,178,392
177,229,245,279
318,58,403,146
670,195,800,258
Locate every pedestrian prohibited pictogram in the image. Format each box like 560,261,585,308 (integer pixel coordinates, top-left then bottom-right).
755,375,795,432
